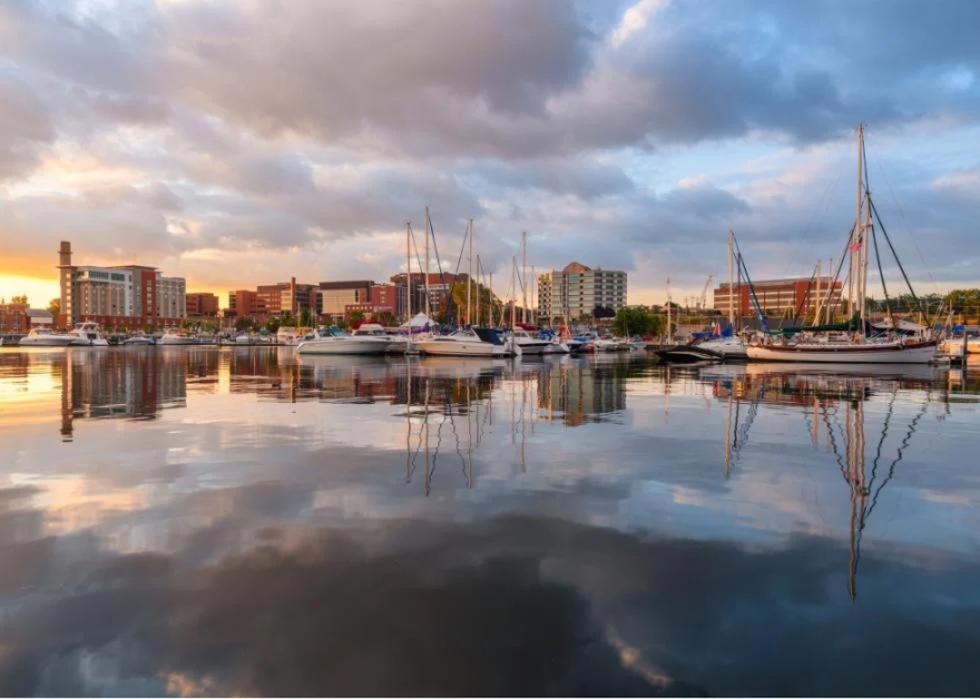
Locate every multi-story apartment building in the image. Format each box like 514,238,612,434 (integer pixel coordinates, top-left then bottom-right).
57,241,186,328
537,262,627,323
318,281,374,317
186,292,220,318
228,289,261,317
254,278,317,317
713,277,844,319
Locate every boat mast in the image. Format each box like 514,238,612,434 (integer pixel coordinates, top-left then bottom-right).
814,260,822,325
858,124,870,330
405,222,412,324
727,229,735,327
467,219,473,326
666,277,672,342
424,207,431,318
521,231,528,324
511,256,517,331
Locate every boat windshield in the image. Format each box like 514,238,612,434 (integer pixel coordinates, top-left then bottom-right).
321,326,349,338
473,327,506,346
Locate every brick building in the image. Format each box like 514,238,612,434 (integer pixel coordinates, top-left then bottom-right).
186,292,220,318
389,272,461,319
713,277,844,319
0,301,29,334
57,241,186,329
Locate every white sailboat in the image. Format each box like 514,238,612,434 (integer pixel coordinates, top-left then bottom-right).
699,230,747,359
747,124,938,364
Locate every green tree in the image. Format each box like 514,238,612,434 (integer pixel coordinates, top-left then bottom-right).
234,316,254,332
613,307,663,337
265,317,281,333
11,295,27,305
347,309,365,328
47,298,60,316
375,310,397,328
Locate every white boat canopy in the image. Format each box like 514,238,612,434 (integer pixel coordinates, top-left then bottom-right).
401,313,434,329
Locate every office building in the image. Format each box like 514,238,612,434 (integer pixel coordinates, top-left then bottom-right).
713,277,844,319
57,241,186,328
186,292,220,318
537,262,627,323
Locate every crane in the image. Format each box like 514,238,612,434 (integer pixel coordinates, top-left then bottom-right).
697,274,714,310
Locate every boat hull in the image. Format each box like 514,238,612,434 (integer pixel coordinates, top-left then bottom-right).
19,336,73,347
655,345,722,363
418,339,508,357
297,338,390,355
746,339,938,364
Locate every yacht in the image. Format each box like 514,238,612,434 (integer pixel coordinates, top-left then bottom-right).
123,333,153,346
697,335,747,359
19,328,74,347
418,328,519,357
158,329,195,346
351,323,408,354
509,328,551,355
68,322,109,346
297,326,390,355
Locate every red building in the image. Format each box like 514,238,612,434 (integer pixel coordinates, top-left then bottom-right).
0,301,29,334
186,292,219,317
713,277,844,319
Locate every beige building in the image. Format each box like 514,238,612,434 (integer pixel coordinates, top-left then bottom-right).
538,262,627,323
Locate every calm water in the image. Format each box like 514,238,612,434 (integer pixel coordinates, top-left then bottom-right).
1,347,979,696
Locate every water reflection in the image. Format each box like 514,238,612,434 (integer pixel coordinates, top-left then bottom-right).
1,348,979,695
708,364,939,601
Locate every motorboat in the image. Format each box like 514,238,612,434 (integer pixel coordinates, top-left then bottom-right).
297,326,390,355
655,343,723,363
18,328,74,347
509,328,551,355
418,327,519,357
68,322,109,346
351,323,408,354
697,335,747,359
158,330,195,346
541,336,570,354
123,333,153,346
941,335,980,357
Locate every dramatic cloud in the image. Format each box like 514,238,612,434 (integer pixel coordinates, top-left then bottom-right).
1,0,979,300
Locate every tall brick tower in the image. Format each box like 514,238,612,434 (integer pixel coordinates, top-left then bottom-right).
57,241,74,327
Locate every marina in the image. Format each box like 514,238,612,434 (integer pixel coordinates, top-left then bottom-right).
1,346,978,694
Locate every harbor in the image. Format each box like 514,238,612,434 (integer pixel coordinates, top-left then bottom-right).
1,346,978,694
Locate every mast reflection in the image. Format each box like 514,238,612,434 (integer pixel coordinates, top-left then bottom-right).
711,364,932,600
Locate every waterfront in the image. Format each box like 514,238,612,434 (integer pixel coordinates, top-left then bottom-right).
1,347,979,695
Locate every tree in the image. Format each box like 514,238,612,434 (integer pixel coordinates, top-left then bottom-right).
593,305,616,319
265,317,281,333
375,310,397,328
234,316,254,332
47,298,60,316
346,309,365,328
11,295,27,305
613,307,663,338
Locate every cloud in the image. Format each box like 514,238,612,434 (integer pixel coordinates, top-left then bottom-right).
1,0,980,298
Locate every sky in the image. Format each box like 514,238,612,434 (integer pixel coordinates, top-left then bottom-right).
1,0,979,309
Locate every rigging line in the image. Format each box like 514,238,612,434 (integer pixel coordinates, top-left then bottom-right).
730,233,770,334
870,217,896,330
869,198,919,305
792,265,819,326
445,390,468,476
866,391,899,497
824,223,856,320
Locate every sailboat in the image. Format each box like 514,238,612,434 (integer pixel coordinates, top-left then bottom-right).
698,231,748,359
747,125,938,364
